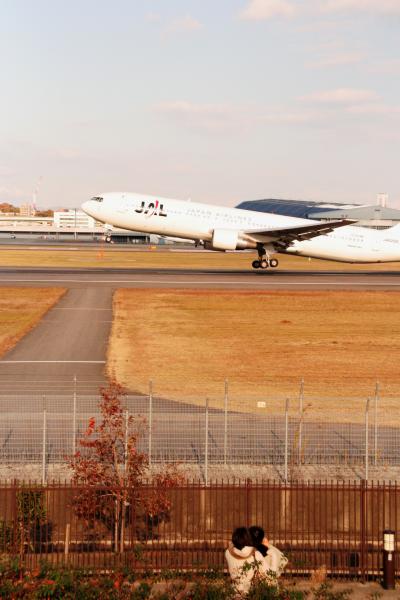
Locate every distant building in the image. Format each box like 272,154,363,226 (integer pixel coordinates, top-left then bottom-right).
236,198,400,230
53,209,96,228
377,193,388,208
19,203,36,217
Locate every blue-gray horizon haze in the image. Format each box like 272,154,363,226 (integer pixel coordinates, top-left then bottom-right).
0,0,399,209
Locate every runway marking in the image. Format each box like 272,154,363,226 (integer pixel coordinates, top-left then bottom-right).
0,276,397,283
40,320,112,324
1,278,400,287
52,308,112,310
0,360,106,364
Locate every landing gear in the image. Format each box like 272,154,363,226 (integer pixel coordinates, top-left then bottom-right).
251,246,279,270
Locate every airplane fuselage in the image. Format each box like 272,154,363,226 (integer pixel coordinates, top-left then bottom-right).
82,193,400,264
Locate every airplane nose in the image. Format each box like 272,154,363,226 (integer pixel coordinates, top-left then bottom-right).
81,200,94,215
82,196,104,216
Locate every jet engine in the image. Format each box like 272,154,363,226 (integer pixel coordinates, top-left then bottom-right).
204,229,249,251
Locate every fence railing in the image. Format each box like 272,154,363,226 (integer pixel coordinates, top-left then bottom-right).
0,480,399,579
1,394,399,475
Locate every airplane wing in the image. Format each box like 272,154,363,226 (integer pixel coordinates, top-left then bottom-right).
243,219,354,247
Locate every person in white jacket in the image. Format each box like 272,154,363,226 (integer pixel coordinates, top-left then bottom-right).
225,527,264,596
249,525,288,580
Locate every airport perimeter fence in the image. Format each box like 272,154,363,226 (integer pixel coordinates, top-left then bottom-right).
0,479,399,579
0,389,399,478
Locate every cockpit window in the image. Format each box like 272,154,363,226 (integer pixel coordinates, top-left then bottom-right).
91,196,103,203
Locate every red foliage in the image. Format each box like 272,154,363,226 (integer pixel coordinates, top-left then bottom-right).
67,381,184,548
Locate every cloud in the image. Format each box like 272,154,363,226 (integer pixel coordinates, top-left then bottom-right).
155,97,400,135
154,101,324,132
346,103,400,116
239,0,297,20
258,108,323,123
307,52,365,68
165,15,203,34
322,0,400,15
301,88,379,104
155,101,231,117
154,101,234,131
145,12,162,23
368,58,400,74
239,0,400,21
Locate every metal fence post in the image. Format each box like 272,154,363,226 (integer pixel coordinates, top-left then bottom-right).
374,381,379,467
148,380,153,468
284,398,289,484
42,396,47,485
224,379,228,466
205,398,209,486
298,378,304,464
365,398,370,481
72,374,77,455
360,478,367,581
124,409,129,472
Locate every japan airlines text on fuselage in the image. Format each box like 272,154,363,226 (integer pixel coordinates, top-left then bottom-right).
82,192,400,265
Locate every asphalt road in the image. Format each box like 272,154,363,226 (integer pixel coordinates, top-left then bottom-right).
0,286,112,394
0,266,400,289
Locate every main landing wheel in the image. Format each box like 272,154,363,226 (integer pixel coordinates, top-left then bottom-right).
252,260,261,269
260,259,268,269
269,258,279,268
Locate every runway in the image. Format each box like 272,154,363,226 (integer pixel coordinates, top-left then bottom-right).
1,266,400,289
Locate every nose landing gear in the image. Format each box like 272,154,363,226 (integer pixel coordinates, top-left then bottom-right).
252,247,279,270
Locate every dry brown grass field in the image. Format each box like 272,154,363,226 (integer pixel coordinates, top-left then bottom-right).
0,287,66,357
108,289,400,425
0,246,400,271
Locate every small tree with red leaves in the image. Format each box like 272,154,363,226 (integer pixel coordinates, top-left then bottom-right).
68,381,184,552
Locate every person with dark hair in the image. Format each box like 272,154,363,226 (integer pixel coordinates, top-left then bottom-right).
249,525,288,579
249,525,269,556
225,526,264,595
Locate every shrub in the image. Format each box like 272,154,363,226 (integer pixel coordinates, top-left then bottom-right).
0,520,15,552
67,381,185,552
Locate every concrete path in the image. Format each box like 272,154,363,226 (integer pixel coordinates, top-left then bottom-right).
0,287,113,394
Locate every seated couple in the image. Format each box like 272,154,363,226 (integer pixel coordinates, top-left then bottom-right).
225,526,288,596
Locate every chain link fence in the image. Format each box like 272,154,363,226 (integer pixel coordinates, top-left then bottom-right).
1,388,399,478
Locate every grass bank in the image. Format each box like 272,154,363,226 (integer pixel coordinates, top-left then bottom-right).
108,289,400,424
0,246,400,270
0,287,66,357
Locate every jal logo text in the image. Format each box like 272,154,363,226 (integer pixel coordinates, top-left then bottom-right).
135,200,167,218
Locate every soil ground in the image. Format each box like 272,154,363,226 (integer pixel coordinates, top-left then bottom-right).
108,289,400,425
290,579,398,598
0,246,400,270
0,287,66,357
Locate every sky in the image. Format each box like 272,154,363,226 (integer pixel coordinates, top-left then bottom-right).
0,0,400,209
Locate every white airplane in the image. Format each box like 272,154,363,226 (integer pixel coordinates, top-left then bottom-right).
82,192,400,269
